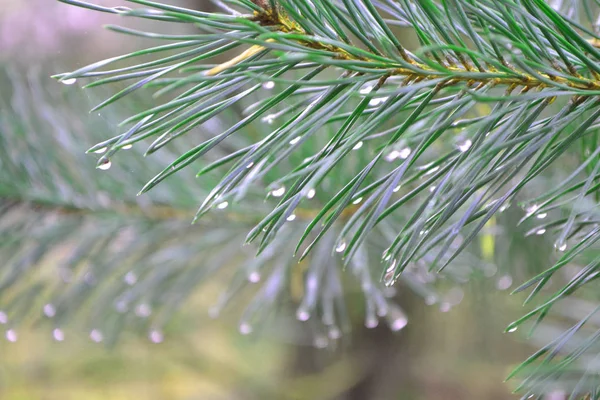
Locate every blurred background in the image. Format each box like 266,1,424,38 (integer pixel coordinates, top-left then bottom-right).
0,0,567,399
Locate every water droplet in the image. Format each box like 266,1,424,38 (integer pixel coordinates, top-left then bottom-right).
248,271,261,283
135,303,152,318
385,150,401,162
508,326,518,333
6,329,17,342
43,304,56,318
94,147,107,154
399,147,411,159
61,78,77,85
296,308,310,321
53,328,65,342
390,316,408,331
98,160,112,170
149,329,163,343
369,97,389,106
429,186,436,192
262,114,276,124
328,327,341,340
457,139,472,152
352,197,363,205
306,188,316,199
263,81,275,90
289,136,301,145
113,6,132,13
124,271,137,286
353,141,363,150
425,166,440,175
496,275,513,290
393,185,401,193
270,186,285,197
246,162,254,169
359,84,373,95
122,144,133,150
90,329,103,343
555,242,567,252
525,204,539,215
335,241,346,253
536,213,547,219
499,203,510,212
217,201,229,209
384,270,395,287
286,214,296,221
535,228,546,235
0,311,7,324
239,322,252,335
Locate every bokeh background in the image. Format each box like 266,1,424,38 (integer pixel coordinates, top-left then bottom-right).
0,1,565,399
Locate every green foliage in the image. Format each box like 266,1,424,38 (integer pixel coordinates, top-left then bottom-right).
4,0,600,397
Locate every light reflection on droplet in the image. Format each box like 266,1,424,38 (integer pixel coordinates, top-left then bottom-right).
393,185,401,193
536,228,546,235
122,144,133,150
525,204,539,215
286,214,296,221
508,326,518,333
365,316,379,328
335,241,346,253
496,275,513,290
289,136,301,145
61,78,77,85
398,147,411,159
94,147,107,154
353,141,363,150
296,308,310,321
262,114,276,124
6,329,17,342
263,81,275,89
328,327,341,340
135,303,152,318
457,139,472,152
425,295,437,305
246,162,254,169
536,213,547,219
359,84,373,95
53,328,65,342
44,304,56,318
313,335,328,348
306,188,316,199
556,242,567,252
239,322,252,335
352,197,363,205
90,329,104,343
270,186,285,197
217,201,229,209
248,271,261,283
98,160,112,170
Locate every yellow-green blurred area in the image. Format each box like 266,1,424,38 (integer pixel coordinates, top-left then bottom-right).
0,1,552,399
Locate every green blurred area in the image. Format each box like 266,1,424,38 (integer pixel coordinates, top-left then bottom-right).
0,1,553,398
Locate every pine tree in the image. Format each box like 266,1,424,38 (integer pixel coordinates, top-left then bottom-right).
4,0,600,397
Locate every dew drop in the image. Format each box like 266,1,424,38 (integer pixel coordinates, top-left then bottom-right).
536,213,547,219
94,147,107,154
124,271,137,286
353,141,364,150
535,228,546,235
425,166,440,175
457,139,472,152
0,311,7,324
90,329,103,343
496,275,513,290
393,185,401,193
246,162,254,169
365,316,379,329
239,322,253,335
97,160,112,171
352,197,363,205
270,186,285,197
122,144,133,150
525,204,539,214
53,328,65,342
296,308,310,321
328,327,341,340
289,136,301,145
217,201,229,209
61,78,77,85
286,214,296,221
390,316,408,331
113,6,132,12
306,188,316,199
556,242,567,252
508,326,518,333
149,329,163,343
5,329,17,342
385,150,402,162
499,203,510,212
262,114,276,124
248,271,261,283
263,81,275,89
335,241,347,253
398,147,411,159
359,84,373,95
43,303,56,318
429,185,436,193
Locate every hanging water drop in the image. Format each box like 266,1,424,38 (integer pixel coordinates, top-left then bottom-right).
536,213,547,219
390,316,408,331
98,160,112,170
286,214,296,221
335,241,347,253
457,139,472,152
43,303,56,318
262,114,276,124
94,147,107,154
122,144,133,150
90,329,103,343
393,185,401,193
239,322,253,335
246,162,254,169
306,188,316,199
270,186,285,197
61,78,77,85
385,150,402,162
365,316,379,329
53,328,65,342
535,228,546,235
556,242,567,252
429,186,436,192
289,136,301,145
296,308,310,321
353,141,364,150
508,326,518,333
263,81,275,89
352,197,363,205
217,201,229,209
525,204,539,215
399,147,411,159
248,271,261,283
359,84,373,95
149,329,163,343
5,329,17,342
